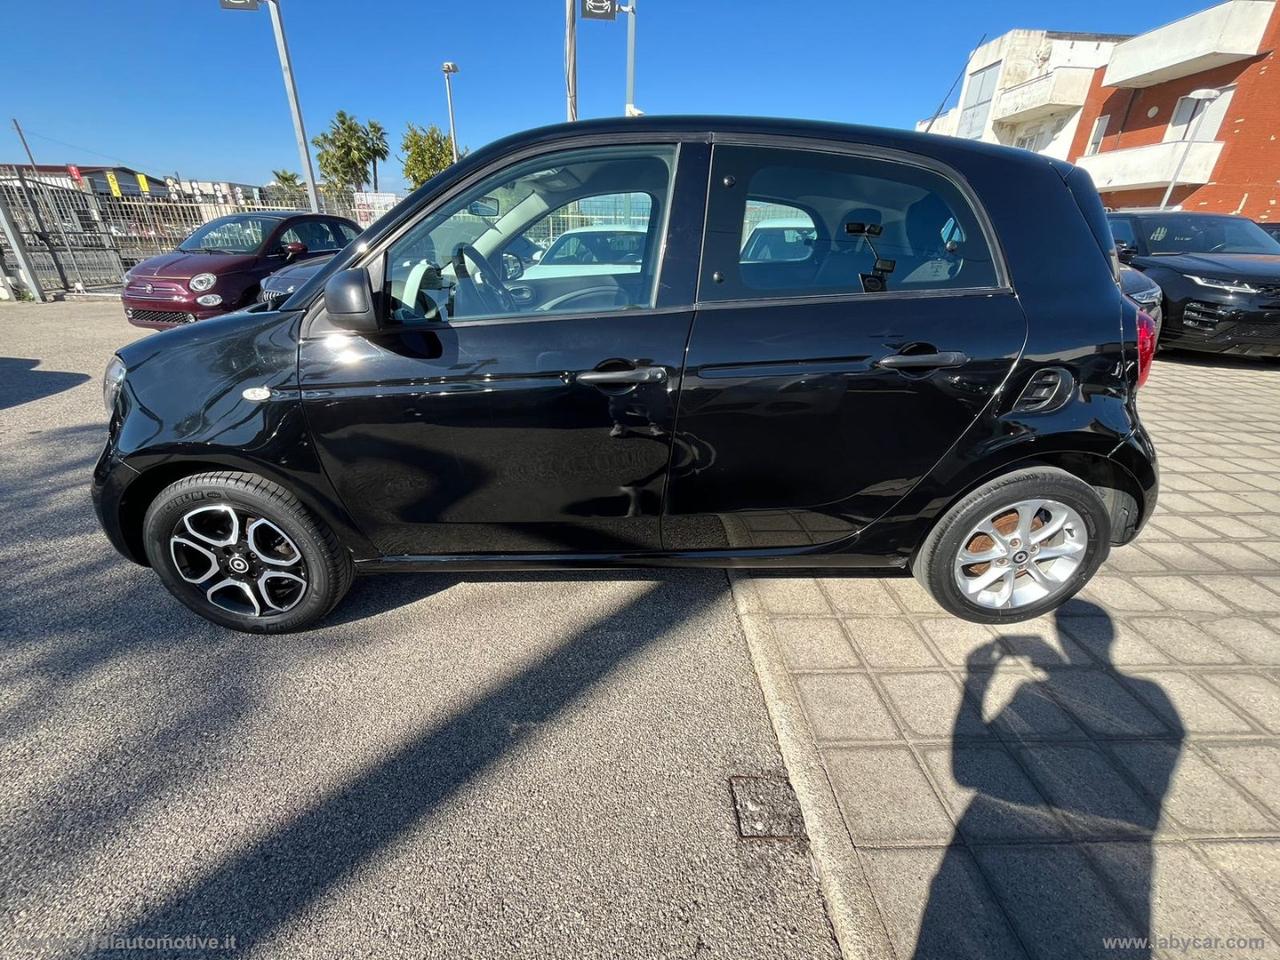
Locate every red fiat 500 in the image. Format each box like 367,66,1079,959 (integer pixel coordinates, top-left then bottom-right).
122,211,360,329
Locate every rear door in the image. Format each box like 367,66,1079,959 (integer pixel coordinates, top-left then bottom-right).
663,140,1027,553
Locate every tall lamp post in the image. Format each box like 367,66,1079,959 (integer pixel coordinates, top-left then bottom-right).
1160,88,1221,210
442,62,460,163
219,0,320,212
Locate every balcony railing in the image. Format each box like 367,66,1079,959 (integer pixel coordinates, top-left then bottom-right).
992,67,1096,124
1075,140,1225,192
1103,0,1274,88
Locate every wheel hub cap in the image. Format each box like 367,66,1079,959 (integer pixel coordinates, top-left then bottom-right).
953,498,1087,611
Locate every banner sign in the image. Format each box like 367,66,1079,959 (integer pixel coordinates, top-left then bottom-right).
104,170,122,198
136,173,150,194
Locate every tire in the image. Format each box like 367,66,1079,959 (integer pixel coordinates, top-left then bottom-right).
912,467,1110,624
142,471,354,633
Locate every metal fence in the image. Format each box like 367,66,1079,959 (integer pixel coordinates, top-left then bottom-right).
0,167,404,297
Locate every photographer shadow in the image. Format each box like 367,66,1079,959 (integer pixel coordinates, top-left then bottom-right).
912,603,1184,960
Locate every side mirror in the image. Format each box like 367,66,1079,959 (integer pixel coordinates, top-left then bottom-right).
502,252,524,281
467,197,500,218
323,267,380,333
283,240,308,260
1115,243,1136,264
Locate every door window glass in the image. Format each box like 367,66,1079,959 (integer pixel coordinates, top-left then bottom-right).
385,147,675,324
701,145,999,301
280,220,340,252
741,202,817,262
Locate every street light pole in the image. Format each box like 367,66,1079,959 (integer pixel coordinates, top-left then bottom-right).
565,0,577,122
1160,88,1221,210
263,0,320,212
622,2,641,116
442,62,460,163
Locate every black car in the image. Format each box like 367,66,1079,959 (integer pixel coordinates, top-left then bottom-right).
258,254,336,310
94,116,1158,633
1110,209,1280,356
1120,265,1163,337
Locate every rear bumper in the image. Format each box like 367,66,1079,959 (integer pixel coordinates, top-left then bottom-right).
1109,425,1159,544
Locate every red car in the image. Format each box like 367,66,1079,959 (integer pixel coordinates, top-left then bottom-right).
122,211,360,329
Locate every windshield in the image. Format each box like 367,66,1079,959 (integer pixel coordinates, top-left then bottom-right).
543,230,645,266
1133,214,1280,256
179,216,281,254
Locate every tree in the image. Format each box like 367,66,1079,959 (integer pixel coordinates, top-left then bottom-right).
312,110,371,192
401,123,455,189
265,169,304,206
363,120,389,192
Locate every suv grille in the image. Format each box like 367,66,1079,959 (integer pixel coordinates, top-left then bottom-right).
127,308,196,325
257,288,289,309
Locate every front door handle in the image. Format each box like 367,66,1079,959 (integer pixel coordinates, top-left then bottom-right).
877,351,969,370
577,365,668,386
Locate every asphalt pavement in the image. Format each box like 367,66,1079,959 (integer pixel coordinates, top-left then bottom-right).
0,301,840,959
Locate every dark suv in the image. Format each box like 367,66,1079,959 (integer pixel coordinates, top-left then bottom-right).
1110,209,1280,356
94,117,1158,633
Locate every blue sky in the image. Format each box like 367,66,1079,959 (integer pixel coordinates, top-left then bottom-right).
3,0,1211,192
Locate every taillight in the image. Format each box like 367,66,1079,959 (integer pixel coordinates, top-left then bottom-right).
1136,309,1157,388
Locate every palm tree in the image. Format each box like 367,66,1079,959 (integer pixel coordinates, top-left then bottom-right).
312,111,371,192
364,120,389,192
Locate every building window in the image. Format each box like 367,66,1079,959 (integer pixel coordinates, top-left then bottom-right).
956,62,1001,139
1085,115,1109,156
1164,86,1235,143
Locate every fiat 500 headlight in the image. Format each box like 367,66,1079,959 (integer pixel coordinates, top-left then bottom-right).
103,355,126,412
188,273,217,292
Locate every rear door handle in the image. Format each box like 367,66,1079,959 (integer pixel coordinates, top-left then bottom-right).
877,351,969,370
578,365,668,385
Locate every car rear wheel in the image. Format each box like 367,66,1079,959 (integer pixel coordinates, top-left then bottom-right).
913,467,1110,624
142,471,353,633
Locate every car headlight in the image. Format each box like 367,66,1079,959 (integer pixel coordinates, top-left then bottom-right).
103,355,126,412
189,272,217,292
1187,274,1257,294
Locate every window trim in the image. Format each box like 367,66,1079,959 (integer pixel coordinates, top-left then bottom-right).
694,135,1011,305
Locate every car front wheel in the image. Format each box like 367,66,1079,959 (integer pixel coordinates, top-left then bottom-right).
913,467,1110,624
142,471,353,633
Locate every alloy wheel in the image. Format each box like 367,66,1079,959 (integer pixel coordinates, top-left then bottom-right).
168,504,308,617
952,498,1088,610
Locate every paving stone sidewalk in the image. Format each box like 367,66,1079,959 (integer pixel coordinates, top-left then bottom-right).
736,353,1280,960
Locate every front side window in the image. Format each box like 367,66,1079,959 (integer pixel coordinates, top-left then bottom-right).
700,145,999,302
385,147,675,324
279,220,341,253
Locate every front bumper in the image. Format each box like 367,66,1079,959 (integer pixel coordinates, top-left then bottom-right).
1164,297,1280,356
122,298,229,329
92,440,145,564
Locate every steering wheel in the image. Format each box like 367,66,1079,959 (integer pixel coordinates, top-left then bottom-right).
452,243,516,315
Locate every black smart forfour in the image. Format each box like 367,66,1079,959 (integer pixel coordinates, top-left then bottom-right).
93,117,1159,633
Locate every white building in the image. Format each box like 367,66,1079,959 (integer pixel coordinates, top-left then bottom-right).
917,29,1129,159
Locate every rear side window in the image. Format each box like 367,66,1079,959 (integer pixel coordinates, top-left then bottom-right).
700,145,1000,301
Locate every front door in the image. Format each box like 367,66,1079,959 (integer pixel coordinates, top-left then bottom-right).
663,142,1027,553
300,142,703,557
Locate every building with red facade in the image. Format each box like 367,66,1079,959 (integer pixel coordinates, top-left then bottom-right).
1071,0,1280,221
920,1,1280,222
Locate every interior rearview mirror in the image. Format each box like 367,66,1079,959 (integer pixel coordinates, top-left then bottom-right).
468,197,501,218
323,267,380,333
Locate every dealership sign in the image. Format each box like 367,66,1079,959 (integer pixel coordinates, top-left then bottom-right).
581,0,617,21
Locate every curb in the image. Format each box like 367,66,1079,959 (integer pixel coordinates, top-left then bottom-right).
729,572,895,960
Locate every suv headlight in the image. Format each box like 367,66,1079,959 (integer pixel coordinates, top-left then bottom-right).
1187,274,1257,294
103,355,126,412
189,272,217,292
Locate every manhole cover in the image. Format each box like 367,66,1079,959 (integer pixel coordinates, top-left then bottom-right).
729,775,806,840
